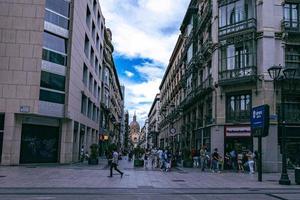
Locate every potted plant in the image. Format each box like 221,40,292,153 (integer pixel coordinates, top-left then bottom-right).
133,146,144,167
88,144,99,165
183,148,193,168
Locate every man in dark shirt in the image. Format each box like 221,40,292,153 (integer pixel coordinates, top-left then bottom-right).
212,148,220,172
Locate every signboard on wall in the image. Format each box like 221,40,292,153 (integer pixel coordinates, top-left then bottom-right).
225,126,251,137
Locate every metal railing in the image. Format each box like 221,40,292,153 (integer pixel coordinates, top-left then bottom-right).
219,18,256,36
219,66,257,81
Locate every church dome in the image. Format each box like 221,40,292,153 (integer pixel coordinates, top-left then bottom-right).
129,113,140,131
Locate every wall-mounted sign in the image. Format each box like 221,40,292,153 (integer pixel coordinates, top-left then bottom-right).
251,104,270,137
20,106,30,113
225,126,251,137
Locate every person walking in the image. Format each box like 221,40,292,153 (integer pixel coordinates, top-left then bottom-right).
108,148,124,178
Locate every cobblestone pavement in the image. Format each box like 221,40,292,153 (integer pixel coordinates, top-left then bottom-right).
0,157,299,189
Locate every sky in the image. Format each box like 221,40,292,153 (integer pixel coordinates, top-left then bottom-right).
100,0,190,126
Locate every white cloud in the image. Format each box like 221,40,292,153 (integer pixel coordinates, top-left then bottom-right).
124,70,134,78
100,0,190,65
100,0,190,125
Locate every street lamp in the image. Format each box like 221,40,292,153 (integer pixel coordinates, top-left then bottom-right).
268,65,296,185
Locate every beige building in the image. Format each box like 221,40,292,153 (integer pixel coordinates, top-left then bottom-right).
147,93,161,148
157,0,300,172
0,0,121,165
129,113,141,147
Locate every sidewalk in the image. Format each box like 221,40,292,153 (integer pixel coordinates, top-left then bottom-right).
0,157,299,189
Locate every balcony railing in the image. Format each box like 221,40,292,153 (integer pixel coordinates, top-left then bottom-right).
219,66,257,83
197,1,212,31
282,20,300,33
219,18,256,37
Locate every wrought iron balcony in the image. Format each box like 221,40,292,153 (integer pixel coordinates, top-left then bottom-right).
197,1,212,32
194,75,214,97
219,18,256,37
218,66,257,86
282,20,300,33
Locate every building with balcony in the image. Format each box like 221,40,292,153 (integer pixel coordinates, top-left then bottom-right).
99,28,124,151
0,0,122,165
147,94,161,149
156,0,300,171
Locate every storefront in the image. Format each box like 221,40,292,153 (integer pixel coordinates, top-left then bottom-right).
20,124,59,163
224,126,253,154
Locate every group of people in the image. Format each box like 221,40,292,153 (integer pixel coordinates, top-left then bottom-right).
142,148,174,171
191,147,257,174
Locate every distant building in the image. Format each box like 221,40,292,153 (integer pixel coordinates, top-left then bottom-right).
129,113,140,147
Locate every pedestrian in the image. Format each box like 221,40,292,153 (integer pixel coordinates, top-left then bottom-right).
200,146,206,171
237,152,244,172
144,150,149,169
247,150,255,174
230,149,237,170
108,147,124,178
80,145,84,162
212,148,220,173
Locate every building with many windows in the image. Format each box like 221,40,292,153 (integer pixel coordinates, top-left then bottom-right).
156,0,300,172
147,94,161,149
0,0,122,165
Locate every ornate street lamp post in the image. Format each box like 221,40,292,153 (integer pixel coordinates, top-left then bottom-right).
268,65,296,185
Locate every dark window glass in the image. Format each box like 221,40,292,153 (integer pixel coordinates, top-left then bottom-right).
46,0,70,17
83,64,88,86
0,114,4,130
81,94,87,115
226,93,251,122
45,9,69,29
42,49,67,66
39,89,65,104
284,3,299,28
40,71,65,91
43,32,67,54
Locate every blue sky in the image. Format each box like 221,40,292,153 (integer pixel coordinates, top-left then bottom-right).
100,0,190,125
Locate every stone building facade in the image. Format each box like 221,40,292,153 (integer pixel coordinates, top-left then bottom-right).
157,0,300,172
0,0,123,165
147,93,161,148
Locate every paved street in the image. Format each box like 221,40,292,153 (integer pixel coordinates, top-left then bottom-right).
0,157,299,199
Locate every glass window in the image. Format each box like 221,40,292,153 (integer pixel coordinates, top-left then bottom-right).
84,35,89,57
45,9,69,29
83,64,88,86
89,73,93,93
0,114,4,131
46,0,70,17
43,32,67,54
39,89,65,104
187,44,193,63
81,94,87,115
86,6,91,29
92,22,96,41
42,49,67,66
40,71,65,91
104,67,110,86
93,80,97,97
226,93,251,122
284,3,299,28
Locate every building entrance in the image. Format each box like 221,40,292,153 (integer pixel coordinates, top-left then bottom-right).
20,124,59,163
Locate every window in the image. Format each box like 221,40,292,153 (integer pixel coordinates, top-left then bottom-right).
96,34,100,50
0,114,4,131
45,9,69,29
89,73,93,93
93,80,97,97
93,0,97,13
104,89,109,107
97,86,101,101
226,93,251,122
186,74,192,94
104,67,110,86
284,3,299,28
84,34,89,57
88,99,92,118
40,71,65,91
95,57,98,70
92,21,96,41
285,45,300,77
83,64,88,86
187,44,193,64
90,47,94,66
81,94,87,115
42,49,67,66
45,0,70,17
97,12,101,26
187,16,193,36
86,6,91,29
93,104,97,121
39,89,65,104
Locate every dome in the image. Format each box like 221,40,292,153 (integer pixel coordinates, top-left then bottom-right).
129,113,140,131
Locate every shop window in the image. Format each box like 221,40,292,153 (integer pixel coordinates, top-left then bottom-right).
226,93,251,122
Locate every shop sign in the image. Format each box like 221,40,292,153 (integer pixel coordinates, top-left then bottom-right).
225,126,251,137
251,104,269,137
